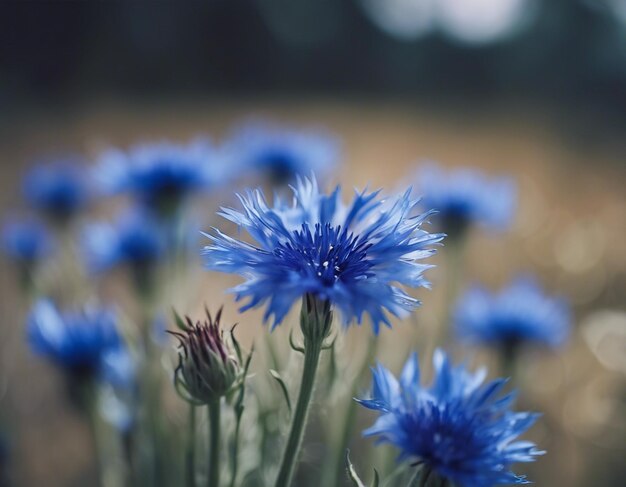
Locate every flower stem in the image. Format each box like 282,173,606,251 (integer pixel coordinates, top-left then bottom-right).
409,465,432,487
322,335,378,487
229,404,243,487
208,400,221,487
274,337,323,487
85,390,104,487
431,234,466,352
186,404,196,487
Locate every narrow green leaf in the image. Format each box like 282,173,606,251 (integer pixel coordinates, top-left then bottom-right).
230,323,243,363
371,469,380,487
345,450,366,487
269,369,292,415
172,308,187,330
288,329,305,354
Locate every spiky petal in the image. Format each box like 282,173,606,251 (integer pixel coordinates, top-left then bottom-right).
202,175,444,332
357,350,544,486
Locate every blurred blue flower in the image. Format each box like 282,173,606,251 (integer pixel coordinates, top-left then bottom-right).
2,217,53,265
23,159,88,221
416,163,516,235
203,176,443,332
454,276,570,349
224,121,339,184
100,345,137,390
27,300,122,377
95,139,225,216
99,341,137,432
82,210,166,274
358,350,544,486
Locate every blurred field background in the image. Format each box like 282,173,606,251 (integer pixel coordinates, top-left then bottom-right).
1,2,625,486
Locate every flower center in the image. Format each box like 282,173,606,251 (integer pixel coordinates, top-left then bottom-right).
275,223,373,287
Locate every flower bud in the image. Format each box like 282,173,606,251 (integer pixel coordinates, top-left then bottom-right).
170,307,241,404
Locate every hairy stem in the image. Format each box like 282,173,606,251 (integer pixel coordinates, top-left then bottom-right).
274,337,322,487
208,401,221,487
186,404,196,487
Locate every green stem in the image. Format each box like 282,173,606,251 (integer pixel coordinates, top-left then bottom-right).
229,407,243,487
501,345,518,381
409,465,431,487
323,336,378,487
274,337,323,487
137,287,164,487
83,382,104,487
122,430,137,487
208,401,221,487
186,404,197,487
438,235,466,347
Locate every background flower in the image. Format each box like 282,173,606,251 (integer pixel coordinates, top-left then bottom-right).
203,176,443,331
415,162,516,236
358,350,544,486
22,159,89,222
223,120,340,184
81,210,166,274
95,139,225,216
27,300,122,377
2,217,53,265
453,276,571,349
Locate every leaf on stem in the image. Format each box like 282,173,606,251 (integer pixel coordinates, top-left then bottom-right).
345,450,366,487
269,369,292,415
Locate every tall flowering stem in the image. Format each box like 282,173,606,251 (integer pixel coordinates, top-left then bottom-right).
208,401,221,487
275,295,332,487
186,404,196,487
170,307,245,487
440,233,466,346
202,176,443,485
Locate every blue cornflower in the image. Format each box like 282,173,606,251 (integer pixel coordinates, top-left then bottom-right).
202,176,443,332
415,163,516,236
358,350,544,486
100,345,136,390
454,276,570,350
27,300,122,377
23,158,88,221
95,139,223,216
224,121,339,184
2,217,53,265
82,210,166,274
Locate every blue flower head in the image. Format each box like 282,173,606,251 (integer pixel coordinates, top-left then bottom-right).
2,217,53,265
23,158,89,221
100,345,136,390
202,176,444,332
454,276,571,350
96,139,223,216
358,350,544,486
82,210,166,274
225,121,339,184
416,163,516,237
27,300,122,378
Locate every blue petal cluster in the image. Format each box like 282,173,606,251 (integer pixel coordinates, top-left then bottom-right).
454,276,570,349
2,218,53,264
27,300,123,376
82,211,165,273
416,163,516,234
95,140,223,214
23,159,88,220
224,121,339,184
202,176,443,331
358,350,544,486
